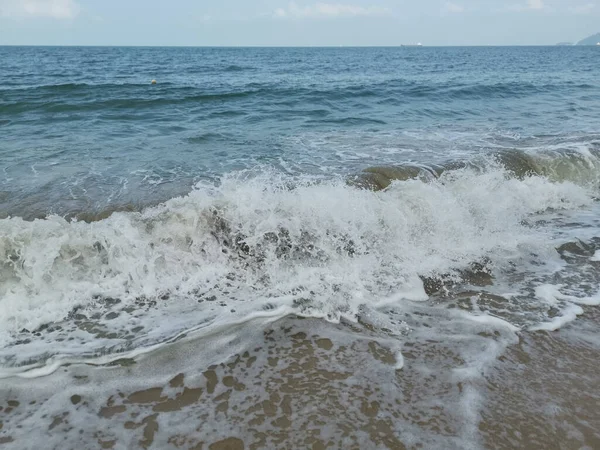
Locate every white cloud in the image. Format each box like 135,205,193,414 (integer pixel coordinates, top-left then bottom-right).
0,0,80,19
444,2,465,13
527,0,544,10
274,1,389,19
571,3,595,14
506,0,545,12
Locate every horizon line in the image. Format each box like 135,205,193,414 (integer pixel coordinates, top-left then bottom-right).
0,44,590,48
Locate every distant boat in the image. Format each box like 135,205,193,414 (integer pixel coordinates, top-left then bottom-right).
417,43,423,46
597,42,600,46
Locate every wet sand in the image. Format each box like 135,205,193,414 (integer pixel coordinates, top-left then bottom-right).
1,307,599,450
480,306,600,450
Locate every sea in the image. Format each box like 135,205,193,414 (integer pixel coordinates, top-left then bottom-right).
1,46,600,449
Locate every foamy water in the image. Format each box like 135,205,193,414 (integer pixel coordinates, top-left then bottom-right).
2,153,600,375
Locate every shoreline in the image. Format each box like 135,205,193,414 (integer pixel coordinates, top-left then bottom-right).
2,310,599,449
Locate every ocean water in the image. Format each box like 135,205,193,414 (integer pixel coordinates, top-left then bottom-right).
1,46,600,449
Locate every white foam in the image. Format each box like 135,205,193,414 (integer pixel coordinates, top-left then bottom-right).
459,311,520,332
395,350,405,370
535,284,600,307
0,305,295,379
372,277,429,307
529,303,584,332
0,165,595,367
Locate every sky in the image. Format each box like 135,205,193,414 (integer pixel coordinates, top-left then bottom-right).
0,0,598,46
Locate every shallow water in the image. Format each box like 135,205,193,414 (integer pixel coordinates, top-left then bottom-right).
1,312,599,449
1,46,600,449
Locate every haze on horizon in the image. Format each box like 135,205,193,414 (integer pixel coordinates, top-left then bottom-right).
0,0,598,47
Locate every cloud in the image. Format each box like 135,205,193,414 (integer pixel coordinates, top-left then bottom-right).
527,0,544,10
274,7,287,17
274,2,389,19
506,0,545,12
571,3,595,14
0,0,80,19
444,2,465,13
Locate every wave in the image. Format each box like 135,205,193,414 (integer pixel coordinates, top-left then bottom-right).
0,153,595,369
309,117,387,126
0,82,151,94
223,65,252,72
185,132,229,144
4,147,598,223
0,85,259,114
2,78,592,115
351,147,600,190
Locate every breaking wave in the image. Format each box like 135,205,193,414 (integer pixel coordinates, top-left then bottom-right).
1,150,598,371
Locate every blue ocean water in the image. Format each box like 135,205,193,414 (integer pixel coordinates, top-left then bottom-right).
1,46,599,218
